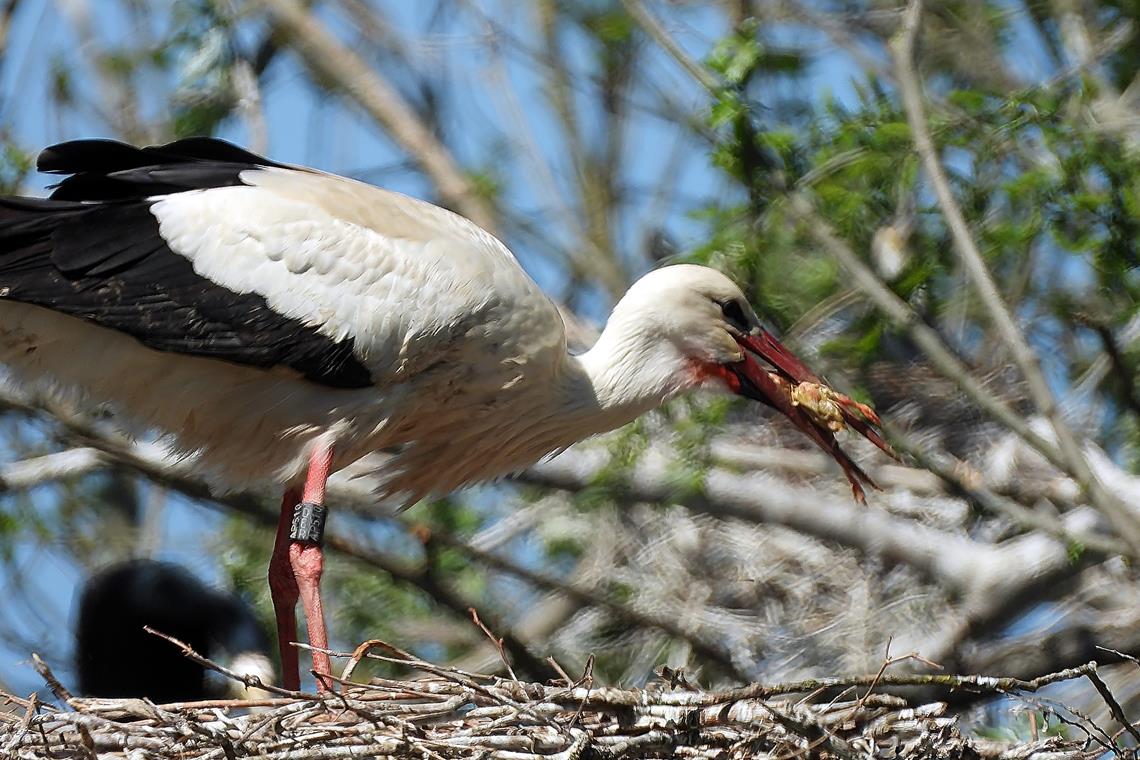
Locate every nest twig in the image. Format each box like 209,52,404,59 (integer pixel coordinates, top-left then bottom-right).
0,642,1118,759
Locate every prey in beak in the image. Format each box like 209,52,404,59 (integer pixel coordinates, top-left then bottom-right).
727,325,898,503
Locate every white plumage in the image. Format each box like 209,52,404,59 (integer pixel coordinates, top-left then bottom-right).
3,160,570,498
0,138,893,689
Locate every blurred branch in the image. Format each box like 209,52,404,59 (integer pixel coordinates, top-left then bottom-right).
0,0,20,60
908,517,1104,668
0,448,104,493
621,0,721,93
230,59,268,154
53,0,151,143
1071,313,1140,405
924,586,1140,705
769,1,891,80
886,426,1127,558
522,447,999,595
472,6,624,301
539,0,629,299
252,0,497,232
709,438,944,494
337,0,409,60
425,526,746,679
1051,0,1140,149
1091,323,1140,422
890,0,1140,555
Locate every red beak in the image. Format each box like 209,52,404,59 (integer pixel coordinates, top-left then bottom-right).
728,328,898,503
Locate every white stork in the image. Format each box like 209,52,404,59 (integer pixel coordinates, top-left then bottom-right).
0,138,894,691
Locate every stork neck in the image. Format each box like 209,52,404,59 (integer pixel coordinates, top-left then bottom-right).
559,316,691,437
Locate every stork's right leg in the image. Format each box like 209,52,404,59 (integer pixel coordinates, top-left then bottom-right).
269,486,302,691
289,446,334,690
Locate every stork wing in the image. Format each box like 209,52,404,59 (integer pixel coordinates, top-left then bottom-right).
0,139,562,388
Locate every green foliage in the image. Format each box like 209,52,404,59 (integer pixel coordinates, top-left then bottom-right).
707,20,763,87
689,43,1140,469
579,5,633,46
0,142,33,194
1066,539,1086,564
49,55,74,106
667,394,729,497
466,169,504,206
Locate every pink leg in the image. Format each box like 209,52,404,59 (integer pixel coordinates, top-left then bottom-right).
268,486,302,690
289,446,334,690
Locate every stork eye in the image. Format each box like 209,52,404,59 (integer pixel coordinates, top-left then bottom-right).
720,299,748,329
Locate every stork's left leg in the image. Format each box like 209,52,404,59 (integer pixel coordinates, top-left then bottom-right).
269,486,302,690
289,445,335,690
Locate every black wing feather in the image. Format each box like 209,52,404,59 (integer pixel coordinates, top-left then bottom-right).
0,139,372,389
40,137,292,202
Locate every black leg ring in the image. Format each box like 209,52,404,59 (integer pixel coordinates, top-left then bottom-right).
289,502,327,545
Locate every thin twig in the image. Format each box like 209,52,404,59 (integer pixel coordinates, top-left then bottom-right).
1084,666,1140,746
296,641,564,731
468,609,519,683
143,627,312,699
850,639,942,715
31,654,73,704
1096,645,1140,670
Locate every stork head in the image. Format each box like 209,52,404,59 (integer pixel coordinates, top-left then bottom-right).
598,264,895,501
610,264,799,393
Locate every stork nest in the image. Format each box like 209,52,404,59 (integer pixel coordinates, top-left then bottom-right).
0,642,1114,760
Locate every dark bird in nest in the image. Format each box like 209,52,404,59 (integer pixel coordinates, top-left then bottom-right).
74,559,272,702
